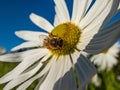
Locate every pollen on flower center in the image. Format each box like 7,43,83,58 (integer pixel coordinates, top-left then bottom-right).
44,22,81,56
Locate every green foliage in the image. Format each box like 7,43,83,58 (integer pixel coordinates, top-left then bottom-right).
0,62,38,90
0,62,18,89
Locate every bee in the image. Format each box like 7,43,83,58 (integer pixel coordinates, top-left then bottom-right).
40,34,63,49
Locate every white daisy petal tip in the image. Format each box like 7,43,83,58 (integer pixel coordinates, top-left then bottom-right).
29,13,38,24
29,13,54,32
15,31,21,37
14,31,30,40
0,53,19,62
14,30,48,42
11,47,21,52
15,31,26,39
29,13,36,20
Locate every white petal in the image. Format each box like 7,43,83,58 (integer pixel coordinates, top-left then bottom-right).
60,0,70,21
0,53,21,62
71,0,78,23
54,0,70,23
77,0,118,51
71,0,90,24
3,53,51,90
30,13,54,32
52,56,66,90
39,56,62,90
79,0,110,29
53,14,60,26
0,48,49,84
3,62,41,90
82,0,118,33
34,75,47,90
86,0,92,12
11,41,40,51
86,21,119,44
40,55,76,90
53,56,77,90
84,20,120,54
101,0,119,26
54,6,65,23
15,30,48,42
77,23,102,51
17,56,57,90
0,48,42,62
72,52,97,89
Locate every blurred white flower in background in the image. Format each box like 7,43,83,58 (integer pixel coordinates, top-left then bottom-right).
91,74,102,87
0,47,6,54
91,42,120,71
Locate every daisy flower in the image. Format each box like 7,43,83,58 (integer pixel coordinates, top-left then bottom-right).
91,42,120,71
0,0,120,90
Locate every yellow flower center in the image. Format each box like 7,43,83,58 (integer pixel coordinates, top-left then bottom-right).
44,22,81,56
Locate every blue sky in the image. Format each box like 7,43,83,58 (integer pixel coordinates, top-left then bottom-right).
0,0,120,51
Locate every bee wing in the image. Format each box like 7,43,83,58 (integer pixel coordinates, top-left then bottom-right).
39,34,49,47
